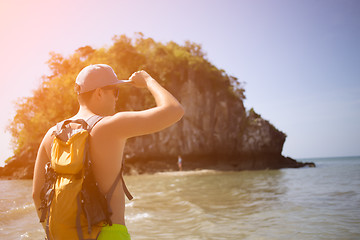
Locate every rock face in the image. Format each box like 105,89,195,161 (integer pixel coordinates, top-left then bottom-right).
119,71,315,174
0,147,35,179
0,71,315,179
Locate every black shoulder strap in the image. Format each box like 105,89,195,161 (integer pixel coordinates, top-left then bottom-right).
105,164,133,201
86,115,104,131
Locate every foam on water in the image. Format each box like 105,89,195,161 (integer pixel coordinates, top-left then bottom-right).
155,169,219,176
126,213,151,222
3,203,34,221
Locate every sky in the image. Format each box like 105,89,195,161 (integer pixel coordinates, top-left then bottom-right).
0,0,359,166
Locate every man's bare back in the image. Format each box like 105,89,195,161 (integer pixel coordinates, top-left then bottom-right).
38,118,128,225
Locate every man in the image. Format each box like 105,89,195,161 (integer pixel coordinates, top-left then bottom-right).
32,64,184,239
177,155,183,171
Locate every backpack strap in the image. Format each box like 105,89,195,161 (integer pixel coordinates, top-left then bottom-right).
61,119,88,130
105,162,133,202
120,166,133,201
76,194,85,240
54,119,89,142
45,203,51,240
54,115,103,137
85,115,104,131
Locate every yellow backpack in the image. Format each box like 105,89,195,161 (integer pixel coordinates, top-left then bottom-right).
39,116,133,240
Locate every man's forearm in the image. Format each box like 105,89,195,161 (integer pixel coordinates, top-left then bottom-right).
145,76,183,110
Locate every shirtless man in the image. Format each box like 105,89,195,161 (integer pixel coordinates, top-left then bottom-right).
32,64,184,239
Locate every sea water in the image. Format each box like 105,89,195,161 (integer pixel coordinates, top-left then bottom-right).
1,156,359,240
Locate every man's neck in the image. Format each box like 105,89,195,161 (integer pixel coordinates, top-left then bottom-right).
72,106,96,120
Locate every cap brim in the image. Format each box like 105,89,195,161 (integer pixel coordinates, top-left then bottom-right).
111,80,132,87
118,80,132,84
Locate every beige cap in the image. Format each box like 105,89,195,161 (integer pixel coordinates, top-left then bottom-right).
75,64,130,93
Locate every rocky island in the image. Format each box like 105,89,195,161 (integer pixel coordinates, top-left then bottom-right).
0,34,315,179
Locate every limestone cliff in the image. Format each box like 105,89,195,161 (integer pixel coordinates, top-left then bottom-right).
118,70,314,174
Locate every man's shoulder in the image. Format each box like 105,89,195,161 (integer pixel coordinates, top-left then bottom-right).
42,125,57,145
47,125,57,135
92,113,127,129
90,113,132,139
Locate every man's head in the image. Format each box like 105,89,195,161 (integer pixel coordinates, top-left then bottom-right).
75,64,128,94
74,64,128,115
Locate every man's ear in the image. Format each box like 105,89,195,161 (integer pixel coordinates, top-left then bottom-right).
93,88,103,100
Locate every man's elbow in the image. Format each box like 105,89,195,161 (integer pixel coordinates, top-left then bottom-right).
32,189,38,202
173,104,185,121
32,187,41,204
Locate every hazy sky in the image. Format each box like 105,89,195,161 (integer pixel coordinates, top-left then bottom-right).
0,0,359,166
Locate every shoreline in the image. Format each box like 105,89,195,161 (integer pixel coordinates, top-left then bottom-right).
0,153,315,180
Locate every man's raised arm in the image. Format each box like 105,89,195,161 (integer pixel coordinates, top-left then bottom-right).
100,71,184,138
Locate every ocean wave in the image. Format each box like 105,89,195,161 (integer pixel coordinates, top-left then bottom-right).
0,203,37,236
125,212,151,222
1,203,34,222
155,169,219,176
125,201,134,207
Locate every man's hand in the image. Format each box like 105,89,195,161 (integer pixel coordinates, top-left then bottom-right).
129,70,153,88
103,69,184,138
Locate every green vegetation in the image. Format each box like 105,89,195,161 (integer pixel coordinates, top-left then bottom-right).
248,108,261,119
7,33,245,158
